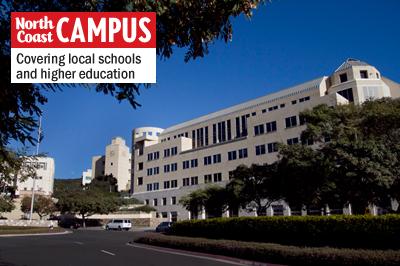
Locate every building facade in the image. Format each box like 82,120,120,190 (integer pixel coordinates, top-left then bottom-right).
15,156,55,197
130,59,400,221
90,137,132,192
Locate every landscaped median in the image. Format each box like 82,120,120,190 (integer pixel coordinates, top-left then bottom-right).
134,232,400,266
134,215,400,265
0,226,65,236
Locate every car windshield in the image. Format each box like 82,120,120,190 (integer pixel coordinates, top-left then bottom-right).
160,222,170,226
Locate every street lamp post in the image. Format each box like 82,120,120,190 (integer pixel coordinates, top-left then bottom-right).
29,116,42,222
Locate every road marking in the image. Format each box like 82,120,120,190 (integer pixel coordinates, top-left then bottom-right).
74,241,83,245
100,250,116,256
126,243,253,265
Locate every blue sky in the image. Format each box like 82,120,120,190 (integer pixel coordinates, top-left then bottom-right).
15,0,400,179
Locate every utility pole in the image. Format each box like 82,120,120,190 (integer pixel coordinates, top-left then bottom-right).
29,116,42,222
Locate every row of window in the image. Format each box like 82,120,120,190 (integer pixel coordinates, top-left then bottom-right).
146,196,177,207
147,151,160,161
204,173,222,183
147,167,159,176
164,147,178,157
183,159,198,169
254,121,277,136
164,163,178,173
255,142,279,155
228,148,248,161
204,154,221,165
145,179,179,191
183,176,198,186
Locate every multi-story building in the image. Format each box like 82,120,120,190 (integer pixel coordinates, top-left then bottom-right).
15,156,55,196
130,59,400,221
91,137,131,192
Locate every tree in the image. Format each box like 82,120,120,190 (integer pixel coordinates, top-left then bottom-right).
227,164,281,216
0,196,15,217
56,188,119,227
89,174,118,193
180,188,209,219
21,195,57,219
0,0,270,167
298,98,400,213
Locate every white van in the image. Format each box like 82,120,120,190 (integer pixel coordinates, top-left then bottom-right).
105,219,132,231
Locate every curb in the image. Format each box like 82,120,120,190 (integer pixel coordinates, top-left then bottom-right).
0,230,71,238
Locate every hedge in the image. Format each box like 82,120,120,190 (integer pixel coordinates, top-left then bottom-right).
135,233,400,266
169,215,400,249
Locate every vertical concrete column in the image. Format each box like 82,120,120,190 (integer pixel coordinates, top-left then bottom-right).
222,209,230,218
325,204,331,216
168,212,172,222
187,211,191,220
284,205,291,216
200,207,206,220
253,208,258,217
369,205,378,216
301,206,307,216
266,206,274,217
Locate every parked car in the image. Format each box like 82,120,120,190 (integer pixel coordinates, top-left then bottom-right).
155,221,173,233
59,218,81,229
105,219,132,231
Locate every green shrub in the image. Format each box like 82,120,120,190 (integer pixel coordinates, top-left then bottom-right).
170,215,400,249
135,233,400,266
133,205,156,213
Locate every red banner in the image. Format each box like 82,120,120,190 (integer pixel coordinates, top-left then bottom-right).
11,12,156,48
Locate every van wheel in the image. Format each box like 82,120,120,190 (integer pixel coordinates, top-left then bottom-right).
118,226,122,231
105,226,109,230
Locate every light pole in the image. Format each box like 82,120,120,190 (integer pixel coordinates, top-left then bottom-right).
29,116,42,222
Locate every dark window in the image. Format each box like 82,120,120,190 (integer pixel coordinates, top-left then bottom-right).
191,159,198,168
227,120,232,140
339,73,348,83
164,149,170,157
171,147,178,156
213,154,221,164
153,199,158,206
204,174,212,183
360,70,368,79
252,112,256,116
287,137,299,145
183,178,190,187
255,144,266,155
204,156,212,165
138,162,143,171
238,148,248,159
376,73,380,79
183,160,190,169
228,151,237,161
191,176,198,185
171,180,178,188
262,109,267,113
164,181,170,189
213,124,217,144
235,117,241,138
213,173,222,182
162,198,167,206
266,121,277,133
171,197,176,205
285,116,297,128
337,88,354,102
138,177,143,186
205,126,209,146
164,165,170,173
280,103,285,108
254,124,264,136
153,183,159,190
292,100,297,105
147,183,152,191
267,142,278,153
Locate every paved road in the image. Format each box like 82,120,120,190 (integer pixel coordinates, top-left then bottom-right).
0,230,251,266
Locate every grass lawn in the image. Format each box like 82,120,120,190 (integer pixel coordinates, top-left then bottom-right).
0,226,65,235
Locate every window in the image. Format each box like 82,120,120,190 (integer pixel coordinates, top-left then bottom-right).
138,177,143,186
153,167,159,175
191,176,198,185
154,151,160,160
337,88,354,102
153,182,159,190
302,138,314,146
252,112,256,116
291,100,297,105
254,124,264,136
171,180,178,188
376,73,380,79
285,116,297,128
164,181,170,189
238,148,248,159
183,160,190,169
110,162,113,166
299,96,310,103
280,103,285,108
262,109,267,113
148,153,153,161
255,144,266,155
213,154,221,164
164,148,170,157
228,151,237,161
171,163,178,172
183,178,190,186
162,198,167,206
267,142,278,153
339,73,348,83
153,199,158,206
204,156,212,165
191,159,198,168
360,70,368,79
164,164,170,173
204,174,212,183
145,199,149,205
171,147,178,156
138,162,143,171
147,183,153,191
287,137,299,145
147,168,153,176
171,197,177,205
213,173,222,182
266,121,277,133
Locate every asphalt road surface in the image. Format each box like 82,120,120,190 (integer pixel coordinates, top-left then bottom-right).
0,230,257,266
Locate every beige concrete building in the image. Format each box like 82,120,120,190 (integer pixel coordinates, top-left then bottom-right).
130,59,399,221
90,137,131,192
16,156,55,197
